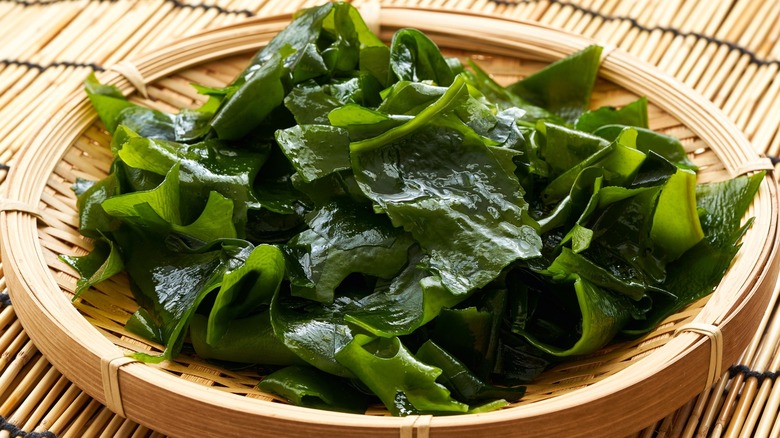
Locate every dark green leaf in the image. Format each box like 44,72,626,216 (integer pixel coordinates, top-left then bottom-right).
269,284,356,377
206,244,286,344
100,164,238,242
258,365,370,413
377,81,446,116
352,76,541,295
84,73,134,133
209,53,286,140
650,168,704,261
284,200,413,303
575,97,648,132
60,237,124,299
389,28,455,86
537,121,610,177
237,3,334,82
328,103,409,141
190,312,303,365
429,306,496,379
593,125,697,170
416,340,525,403
85,74,216,141
516,275,633,356
74,167,123,238
343,248,462,337
506,45,603,123
542,131,645,204
547,248,646,300
275,125,351,183
623,172,764,334
585,188,666,285
491,337,550,385
335,335,468,415
120,234,252,362
116,136,268,226
697,171,764,247
464,60,562,123
284,81,342,125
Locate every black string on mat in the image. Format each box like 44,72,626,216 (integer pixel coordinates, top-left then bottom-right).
0,59,104,72
3,0,779,67
166,0,254,17
0,292,10,308
0,0,119,5
0,416,56,438
0,0,255,16
729,364,779,384
490,0,780,68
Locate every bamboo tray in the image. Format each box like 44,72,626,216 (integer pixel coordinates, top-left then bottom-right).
1,7,778,438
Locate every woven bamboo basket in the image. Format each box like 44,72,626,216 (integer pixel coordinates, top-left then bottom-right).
0,6,778,437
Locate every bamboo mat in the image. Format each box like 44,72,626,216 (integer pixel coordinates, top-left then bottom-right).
0,0,778,437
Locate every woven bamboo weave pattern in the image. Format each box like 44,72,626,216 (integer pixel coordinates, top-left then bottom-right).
0,1,779,437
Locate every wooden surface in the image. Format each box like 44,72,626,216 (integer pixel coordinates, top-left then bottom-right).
0,1,779,437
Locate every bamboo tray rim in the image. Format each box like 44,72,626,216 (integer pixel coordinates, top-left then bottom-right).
1,7,778,437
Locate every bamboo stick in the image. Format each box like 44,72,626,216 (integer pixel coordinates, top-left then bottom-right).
739,294,780,437
768,130,780,159
681,392,708,438
0,305,16,333
670,398,698,438
0,319,23,360
556,0,584,32
717,61,760,114
568,0,599,36
60,399,102,438
742,377,778,437
539,1,566,27
124,2,181,59
712,365,746,435
581,0,619,39
695,372,731,437
0,341,37,396
723,57,777,136
43,384,87,435
591,0,644,50
23,374,69,433
118,420,145,438
31,1,110,63
731,65,768,132
0,354,47,414
700,0,778,105
0,4,84,98
624,1,671,59
640,420,660,438
668,0,745,81
643,0,697,66
101,2,171,66
131,426,154,438
724,280,780,437
9,366,61,431
526,1,554,23
81,406,118,437
750,71,780,153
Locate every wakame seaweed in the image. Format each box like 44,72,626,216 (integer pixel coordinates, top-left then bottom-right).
63,2,765,415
